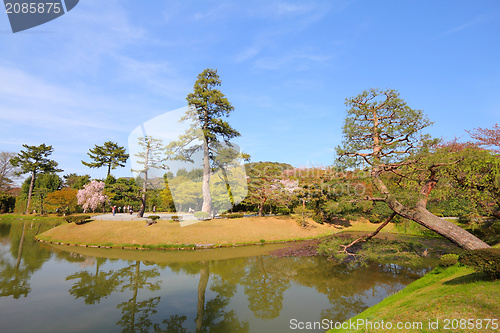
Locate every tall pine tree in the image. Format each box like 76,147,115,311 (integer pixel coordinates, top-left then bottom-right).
168,69,240,215
132,136,167,217
82,141,129,176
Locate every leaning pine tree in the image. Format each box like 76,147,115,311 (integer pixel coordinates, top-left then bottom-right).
336,88,490,251
167,69,240,215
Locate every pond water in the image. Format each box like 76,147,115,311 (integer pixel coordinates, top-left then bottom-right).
0,219,437,333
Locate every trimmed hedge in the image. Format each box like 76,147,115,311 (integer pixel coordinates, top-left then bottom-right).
221,213,244,219
439,253,459,267
147,215,161,221
171,215,183,222
458,248,500,279
64,215,91,225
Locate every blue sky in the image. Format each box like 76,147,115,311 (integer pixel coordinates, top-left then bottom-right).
1,0,499,181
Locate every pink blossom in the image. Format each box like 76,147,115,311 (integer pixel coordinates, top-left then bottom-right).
279,179,300,193
77,180,108,213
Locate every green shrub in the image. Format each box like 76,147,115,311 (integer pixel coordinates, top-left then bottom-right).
317,236,349,262
482,218,500,245
171,215,183,222
64,215,91,225
439,253,459,267
74,217,90,225
147,215,160,221
311,213,324,224
222,213,244,219
194,211,210,220
0,193,15,213
294,206,314,227
275,207,291,215
458,248,500,279
458,215,471,224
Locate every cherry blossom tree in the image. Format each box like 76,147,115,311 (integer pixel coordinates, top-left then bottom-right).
246,164,299,216
77,180,108,213
279,178,300,194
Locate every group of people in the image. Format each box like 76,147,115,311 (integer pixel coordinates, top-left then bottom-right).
111,205,133,216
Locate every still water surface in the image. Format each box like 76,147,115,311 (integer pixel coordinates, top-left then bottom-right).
0,219,435,332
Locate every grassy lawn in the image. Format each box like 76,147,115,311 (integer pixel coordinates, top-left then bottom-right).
329,265,500,333
0,213,65,220
36,215,337,248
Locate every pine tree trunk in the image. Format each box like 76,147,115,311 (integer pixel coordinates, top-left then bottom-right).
25,171,35,214
201,138,212,215
138,146,149,218
16,222,27,269
411,208,489,250
221,168,235,208
372,173,490,250
138,193,146,217
129,261,141,332
195,261,209,333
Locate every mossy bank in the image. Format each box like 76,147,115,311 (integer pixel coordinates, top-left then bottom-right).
329,264,500,333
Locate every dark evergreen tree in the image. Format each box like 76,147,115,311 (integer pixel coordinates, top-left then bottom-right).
82,141,129,176
63,173,91,189
10,144,62,214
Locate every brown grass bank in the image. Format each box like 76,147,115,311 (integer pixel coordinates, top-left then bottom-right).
36,216,336,249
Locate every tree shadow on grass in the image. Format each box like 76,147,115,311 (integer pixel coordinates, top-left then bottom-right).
75,219,94,226
444,271,491,285
325,218,352,229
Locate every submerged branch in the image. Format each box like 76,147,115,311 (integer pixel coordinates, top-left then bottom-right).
339,212,397,256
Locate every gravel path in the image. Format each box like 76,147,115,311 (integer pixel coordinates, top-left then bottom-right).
93,213,197,222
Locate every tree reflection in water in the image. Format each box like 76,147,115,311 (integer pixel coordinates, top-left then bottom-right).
116,261,161,332
165,259,249,333
0,221,55,298
242,256,290,320
66,257,122,304
61,252,432,332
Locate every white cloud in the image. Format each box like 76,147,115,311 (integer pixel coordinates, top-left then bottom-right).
435,10,500,39
192,3,234,21
234,44,264,63
115,56,191,100
254,51,332,70
0,65,80,107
